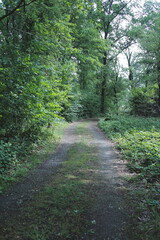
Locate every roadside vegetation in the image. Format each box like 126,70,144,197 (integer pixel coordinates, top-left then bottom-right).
99,116,160,240
1,0,160,196
0,121,68,193
0,0,160,239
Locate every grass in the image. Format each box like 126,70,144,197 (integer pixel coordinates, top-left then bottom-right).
99,115,160,240
2,118,159,239
0,121,68,194
1,122,99,240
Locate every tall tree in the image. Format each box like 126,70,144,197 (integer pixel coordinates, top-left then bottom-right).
94,0,133,114
138,1,160,105
127,0,160,116
68,0,106,117
0,0,80,137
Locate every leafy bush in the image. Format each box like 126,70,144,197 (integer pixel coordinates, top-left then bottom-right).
0,140,17,173
0,124,52,174
130,88,160,117
61,101,83,122
98,116,160,180
99,115,160,136
118,131,160,181
99,116,160,239
80,91,101,118
0,121,67,193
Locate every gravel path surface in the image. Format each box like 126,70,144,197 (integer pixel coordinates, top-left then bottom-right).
0,122,79,219
0,120,132,240
87,120,131,240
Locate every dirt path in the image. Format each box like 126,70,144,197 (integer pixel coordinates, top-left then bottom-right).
0,122,79,218
0,120,132,240
87,121,132,240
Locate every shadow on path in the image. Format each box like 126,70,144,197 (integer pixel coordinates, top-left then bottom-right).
0,122,79,220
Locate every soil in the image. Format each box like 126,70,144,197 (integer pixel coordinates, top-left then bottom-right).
0,122,79,218
0,120,133,240
87,120,132,240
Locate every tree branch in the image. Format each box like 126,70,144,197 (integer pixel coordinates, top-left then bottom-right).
0,0,36,21
23,0,37,7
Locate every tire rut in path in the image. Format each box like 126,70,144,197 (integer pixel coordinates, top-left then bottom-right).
86,121,132,240
0,122,79,220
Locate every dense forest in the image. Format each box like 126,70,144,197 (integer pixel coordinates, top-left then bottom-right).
0,1,160,239
0,0,160,175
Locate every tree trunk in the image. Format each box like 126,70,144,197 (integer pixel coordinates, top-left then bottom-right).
100,51,107,114
157,63,160,106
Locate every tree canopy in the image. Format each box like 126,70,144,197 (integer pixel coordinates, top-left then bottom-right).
0,0,160,169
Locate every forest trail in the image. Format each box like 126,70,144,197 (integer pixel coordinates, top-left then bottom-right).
86,120,132,240
0,120,133,240
0,122,79,217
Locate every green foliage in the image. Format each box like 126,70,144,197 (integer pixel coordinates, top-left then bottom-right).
0,141,17,173
99,115,160,239
0,0,107,143
99,115,159,137
131,1,160,108
130,87,160,117
118,131,160,181
80,90,101,118
0,0,84,174
61,97,83,122
0,121,67,193
1,0,160,195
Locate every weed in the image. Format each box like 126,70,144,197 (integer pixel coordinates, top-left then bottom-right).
99,116,160,240
0,122,68,193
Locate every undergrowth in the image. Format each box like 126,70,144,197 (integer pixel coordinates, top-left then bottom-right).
0,121,68,193
99,116,160,240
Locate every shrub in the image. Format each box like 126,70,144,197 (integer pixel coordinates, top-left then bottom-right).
98,115,160,239
0,140,17,173
130,88,160,117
